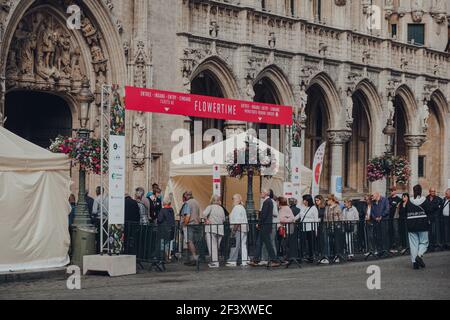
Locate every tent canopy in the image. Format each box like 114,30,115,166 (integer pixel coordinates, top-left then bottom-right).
0,127,72,272
0,126,69,172
167,132,312,213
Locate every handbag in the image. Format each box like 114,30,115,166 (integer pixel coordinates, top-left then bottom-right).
278,225,286,238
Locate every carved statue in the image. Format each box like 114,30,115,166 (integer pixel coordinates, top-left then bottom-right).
40,20,57,70
387,99,395,121
18,32,37,77
70,48,83,86
421,103,430,130
245,78,255,100
346,89,354,123
132,111,147,169
182,69,191,93
299,84,308,116
56,33,72,78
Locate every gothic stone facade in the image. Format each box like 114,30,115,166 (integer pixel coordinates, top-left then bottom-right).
0,0,449,197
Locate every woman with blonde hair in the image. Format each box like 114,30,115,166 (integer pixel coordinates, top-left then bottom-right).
203,195,226,268
226,194,249,267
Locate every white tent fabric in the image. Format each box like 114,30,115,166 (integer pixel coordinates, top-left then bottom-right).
167,133,312,213
0,127,72,272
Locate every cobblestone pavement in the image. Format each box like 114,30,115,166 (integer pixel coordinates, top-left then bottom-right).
1,251,449,300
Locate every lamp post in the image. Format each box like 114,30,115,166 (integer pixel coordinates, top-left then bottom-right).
73,77,95,225
246,167,256,221
383,118,396,197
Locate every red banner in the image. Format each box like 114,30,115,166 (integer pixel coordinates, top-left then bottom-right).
125,86,293,126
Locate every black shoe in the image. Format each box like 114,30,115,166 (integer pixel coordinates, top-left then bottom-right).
415,256,426,269
413,262,420,270
184,261,197,266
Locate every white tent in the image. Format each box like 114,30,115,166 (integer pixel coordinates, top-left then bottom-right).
167,133,312,213
0,126,72,272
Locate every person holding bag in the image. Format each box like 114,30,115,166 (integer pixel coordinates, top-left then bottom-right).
406,185,432,270
295,195,320,263
226,194,249,267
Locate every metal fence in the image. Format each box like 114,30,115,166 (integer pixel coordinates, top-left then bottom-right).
124,216,450,271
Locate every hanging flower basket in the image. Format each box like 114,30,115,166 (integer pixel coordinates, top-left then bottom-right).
50,135,103,174
367,155,411,185
226,145,277,179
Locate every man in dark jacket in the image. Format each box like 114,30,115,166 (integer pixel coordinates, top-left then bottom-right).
125,194,140,223
250,189,280,267
388,187,402,251
371,192,390,255
426,188,443,251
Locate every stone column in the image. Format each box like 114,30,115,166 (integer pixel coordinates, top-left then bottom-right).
328,130,352,196
404,135,427,193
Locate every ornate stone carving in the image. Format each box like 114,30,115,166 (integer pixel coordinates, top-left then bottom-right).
345,88,354,127
132,111,147,170
420,103,430,132
411,0,423,23
335,0,347,6
404,135,427,148
5,10,93,91
209,21,219,39
327,130,352,145
132,41,151,88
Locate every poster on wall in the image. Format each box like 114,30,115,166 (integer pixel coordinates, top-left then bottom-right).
283,182,294,199
291,147,301,184
107,88,126,254
332,176,343,200
108,135,126,225
213,165,221,197
311,143,327,197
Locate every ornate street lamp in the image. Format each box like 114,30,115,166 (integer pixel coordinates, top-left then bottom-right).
383,118,396,196
73,77,95,226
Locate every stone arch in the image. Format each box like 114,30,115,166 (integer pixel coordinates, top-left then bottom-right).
253,65,295,106
190,56,239,99
0,0,127,86
307,72,342,128
395,84,418,134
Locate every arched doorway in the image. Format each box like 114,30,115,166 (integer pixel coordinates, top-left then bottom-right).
305,83,331,193
5,91,73,148
190,70,225,148
343,90,371,195
253,77,283,148
419,98,443,191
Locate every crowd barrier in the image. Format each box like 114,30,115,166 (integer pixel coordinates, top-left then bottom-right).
124,216,450,271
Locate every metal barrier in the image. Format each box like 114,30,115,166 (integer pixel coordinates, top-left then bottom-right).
123,216,450,271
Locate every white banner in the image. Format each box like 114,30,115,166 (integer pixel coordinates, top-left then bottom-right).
283,182,294,199
311,142,327,197
291,147,301,184
108,135,126,225
332,176,343,200
213,165,221,197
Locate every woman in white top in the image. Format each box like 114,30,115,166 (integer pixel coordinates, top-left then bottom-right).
203,195,226,268
342,199,360,260
295,195,320,262
227,194,249,267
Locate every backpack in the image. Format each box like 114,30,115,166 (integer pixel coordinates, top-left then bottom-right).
406,203,430,233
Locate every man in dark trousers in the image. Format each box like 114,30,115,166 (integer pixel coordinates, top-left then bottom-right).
249,189,280,267
427,187,443,251
388,187,402,252
371,192,390,256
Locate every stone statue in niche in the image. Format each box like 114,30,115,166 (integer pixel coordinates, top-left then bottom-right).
345,89,354,125
18,32,37,78
132,111,147,169
387,99,395,122
40,20,57,70
421,103,430,131
56,33,72,78
71,48,83,82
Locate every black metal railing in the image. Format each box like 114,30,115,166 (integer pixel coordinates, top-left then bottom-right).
124,216,450,271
